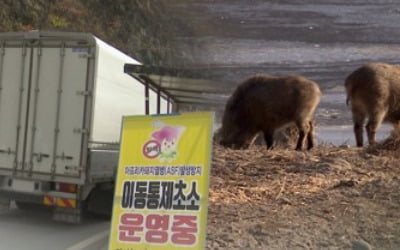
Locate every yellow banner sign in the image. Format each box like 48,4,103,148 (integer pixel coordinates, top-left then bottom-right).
109,112,214,250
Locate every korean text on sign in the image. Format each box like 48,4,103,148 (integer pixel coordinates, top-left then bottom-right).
109,112,214,250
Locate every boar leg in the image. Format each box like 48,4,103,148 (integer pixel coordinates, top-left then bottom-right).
306,120,315,150
352,108,366,147
295,121,310,151
263,130,274,149
393,121,400,136
366,112,385,145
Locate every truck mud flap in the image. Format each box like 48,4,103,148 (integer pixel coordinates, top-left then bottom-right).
53,206,83,224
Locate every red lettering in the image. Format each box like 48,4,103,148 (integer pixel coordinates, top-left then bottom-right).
171,215,198,245
145,214,169,244
118,213,144,242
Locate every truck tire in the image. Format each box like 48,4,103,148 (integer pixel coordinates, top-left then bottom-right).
86,185,114,219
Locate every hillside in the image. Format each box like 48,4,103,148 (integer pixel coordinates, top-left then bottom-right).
0,0,197,67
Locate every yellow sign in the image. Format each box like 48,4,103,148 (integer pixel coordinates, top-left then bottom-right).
109,112,214,250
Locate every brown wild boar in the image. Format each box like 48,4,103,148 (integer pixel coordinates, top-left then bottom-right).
345,62,400,147
218,74,321,150
249,125,299,148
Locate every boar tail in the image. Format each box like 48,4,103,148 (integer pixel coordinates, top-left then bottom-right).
344,78,353,106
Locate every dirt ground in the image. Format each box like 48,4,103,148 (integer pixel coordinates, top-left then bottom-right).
206,136,400,250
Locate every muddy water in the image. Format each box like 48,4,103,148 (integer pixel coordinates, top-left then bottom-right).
316,124,392,146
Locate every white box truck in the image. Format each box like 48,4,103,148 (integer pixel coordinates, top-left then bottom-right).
0,30,172,223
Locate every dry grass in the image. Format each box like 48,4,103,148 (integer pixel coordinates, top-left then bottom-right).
207,139,400,249
374,129,400,151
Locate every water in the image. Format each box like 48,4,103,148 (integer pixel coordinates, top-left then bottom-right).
316,124,392,146
169,0,400,146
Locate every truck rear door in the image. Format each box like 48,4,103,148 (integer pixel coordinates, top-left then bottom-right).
0,34,92,181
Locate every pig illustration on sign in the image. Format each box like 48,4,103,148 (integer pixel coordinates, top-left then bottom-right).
151,125,185,162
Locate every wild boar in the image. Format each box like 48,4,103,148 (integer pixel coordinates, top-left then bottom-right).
249,125,299,148
345,62,400,147
218,74,321,150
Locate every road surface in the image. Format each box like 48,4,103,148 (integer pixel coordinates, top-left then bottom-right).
0,202,110,250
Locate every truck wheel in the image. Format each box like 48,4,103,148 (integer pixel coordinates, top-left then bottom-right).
86,185,114,219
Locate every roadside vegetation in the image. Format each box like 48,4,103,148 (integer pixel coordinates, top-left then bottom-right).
0,0,193,67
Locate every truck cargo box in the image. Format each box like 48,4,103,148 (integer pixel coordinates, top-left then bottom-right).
0,31,169,182
0,31,171,222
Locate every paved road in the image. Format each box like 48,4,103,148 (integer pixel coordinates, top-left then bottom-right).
0,203,110,250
